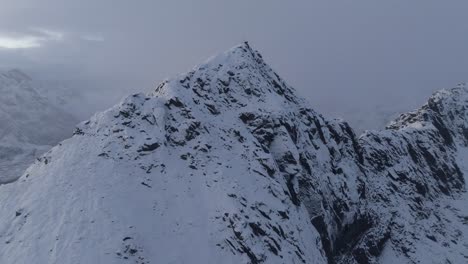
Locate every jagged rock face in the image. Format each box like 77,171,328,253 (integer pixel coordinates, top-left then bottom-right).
0,44,466,264
151,44,366,261
346,87,468,264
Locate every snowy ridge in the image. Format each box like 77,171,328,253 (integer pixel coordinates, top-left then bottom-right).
0,44,466,264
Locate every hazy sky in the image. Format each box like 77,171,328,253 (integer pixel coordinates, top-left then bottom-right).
1,0,468,130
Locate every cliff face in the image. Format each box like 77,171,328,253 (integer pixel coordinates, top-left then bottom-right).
353,87,468,264
0,44,465,264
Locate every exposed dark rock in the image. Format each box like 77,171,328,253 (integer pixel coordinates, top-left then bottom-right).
137,143,161,152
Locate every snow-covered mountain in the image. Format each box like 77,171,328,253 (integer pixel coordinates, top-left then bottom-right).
0,44,466,264
0,70,78,183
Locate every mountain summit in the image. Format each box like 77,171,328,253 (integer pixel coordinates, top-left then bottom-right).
0,43,466,264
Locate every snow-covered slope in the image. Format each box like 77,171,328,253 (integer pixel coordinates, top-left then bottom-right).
0,70,78,183
0,44,466,264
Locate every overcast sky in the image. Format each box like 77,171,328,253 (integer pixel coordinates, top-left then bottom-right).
1,0,468,130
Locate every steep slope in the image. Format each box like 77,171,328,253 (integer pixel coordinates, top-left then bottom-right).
0,44,465,264
0,70,78,183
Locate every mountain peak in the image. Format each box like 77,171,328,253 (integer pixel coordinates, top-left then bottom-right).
151,42,303,121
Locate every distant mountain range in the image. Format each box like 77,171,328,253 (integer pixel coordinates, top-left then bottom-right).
0,69,78,183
